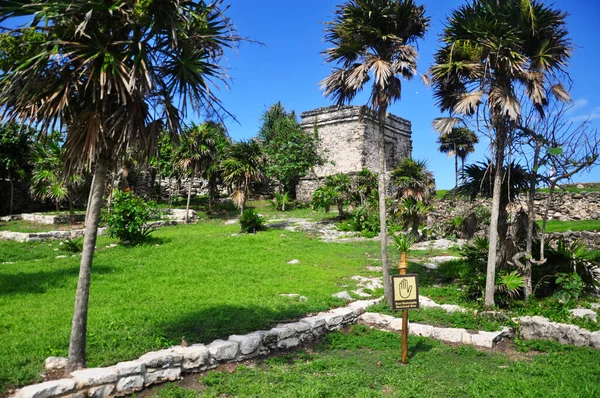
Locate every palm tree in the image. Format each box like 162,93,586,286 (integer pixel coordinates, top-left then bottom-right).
30,133,84,213
437,127,478,187
221,140,265,214
0,0,240,372
203,122,231,212
430,0,571,306
322,0,429,306
176,123,217,223
391,158,435,239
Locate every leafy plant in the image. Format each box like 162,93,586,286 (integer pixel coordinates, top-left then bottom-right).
61,238,83,253
394,233,415,253
239,208,265,234
274,192,290,212
311,173,352,217
553,273,586,304
105,190,158,244
350,206,380,236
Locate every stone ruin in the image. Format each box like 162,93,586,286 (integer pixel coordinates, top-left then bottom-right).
296,105,413,202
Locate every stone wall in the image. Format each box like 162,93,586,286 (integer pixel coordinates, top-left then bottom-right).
297,106,412,202
11,299,378,398
435,191,600,224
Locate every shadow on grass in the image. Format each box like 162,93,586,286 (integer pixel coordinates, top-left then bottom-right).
158,304,315,345
0,265,114,296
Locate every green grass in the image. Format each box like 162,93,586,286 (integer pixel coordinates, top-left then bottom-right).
538,186,600,194
435,189,450,199
152,325,600,398
538,219,600,233
0,221,385,394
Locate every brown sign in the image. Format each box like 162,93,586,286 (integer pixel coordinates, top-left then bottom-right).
392,274,419,310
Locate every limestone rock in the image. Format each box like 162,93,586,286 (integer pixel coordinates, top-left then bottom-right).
172,344,211,370
359,312,392,327
432,327,467,344
116,375,145,395
207,340,239,362
277,338,301,350
590,332,600,349
144,367,181,386
287,259,300,264
70,367,118,387
44,357,67,371
228,335,262,357
12,379,76,398
569,308,598,322
332,291,354,301
86,384,115,398
138,350,181,369
115,361,145,377
409,323,434,338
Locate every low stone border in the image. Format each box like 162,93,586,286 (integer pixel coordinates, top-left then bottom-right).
0,221,184,243
1,213,86,225
519,316,600,349
358,312,514,349
10,299,381,398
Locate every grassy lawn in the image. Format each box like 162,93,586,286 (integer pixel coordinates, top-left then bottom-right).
152,325,600,398
538,186,600,194
0,221,385,394
538,219,600,233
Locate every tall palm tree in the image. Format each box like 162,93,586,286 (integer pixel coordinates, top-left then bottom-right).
322,0,429,306
0,0,240,372
176,123,217,223
221,140,265,214
437,127,479,187
430,0,571,306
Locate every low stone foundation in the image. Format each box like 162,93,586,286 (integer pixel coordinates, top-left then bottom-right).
11,299,380,398
519,316,600,348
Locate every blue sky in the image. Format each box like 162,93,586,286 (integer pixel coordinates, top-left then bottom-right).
211,0,600,189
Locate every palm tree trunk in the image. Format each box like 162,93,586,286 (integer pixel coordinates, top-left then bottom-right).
377,108,392,307
185,167,195,224
485,126,507,307
454,144,458,188
66,154,109,373
8,173,14,215
85,173,95,225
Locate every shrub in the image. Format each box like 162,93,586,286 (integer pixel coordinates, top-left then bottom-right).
105,190,158,244
273,192,290,211
240,208,265,233
553,273,586,304
61,238,83,253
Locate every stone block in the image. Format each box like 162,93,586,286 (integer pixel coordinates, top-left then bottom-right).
228,335,262,357
144,367,181,386
251,330,278,349
71,367,118,387
270,326,296,340
471,331,502,348
44,357,67,371
359,312,392,327
86,384,115,398
116,375,145,395
440,304,464,314
207,339,239,362
277,338,301,350
284,322,311,334
330,307,356,322
388,318,404,332
172,344,211,370
13,379,76,398
461,332,473,345
300,316,326,330
115,361,145,377
138,349,181,369
569,308,598,323
590,332,600,349
322,313,344,330
432,327,467,343
409,323,434,338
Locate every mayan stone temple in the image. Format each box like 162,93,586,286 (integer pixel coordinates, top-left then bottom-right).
296,105,413,202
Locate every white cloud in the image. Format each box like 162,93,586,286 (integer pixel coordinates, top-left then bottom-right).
570,106,600,123
569,98,589,113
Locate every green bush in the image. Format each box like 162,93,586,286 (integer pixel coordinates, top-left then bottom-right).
239,208,265,233
105,190,158,244
553,273,586,304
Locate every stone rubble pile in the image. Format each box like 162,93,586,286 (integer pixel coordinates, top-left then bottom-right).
11,299,381,398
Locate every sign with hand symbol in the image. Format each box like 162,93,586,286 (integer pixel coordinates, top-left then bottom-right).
392,274,419,310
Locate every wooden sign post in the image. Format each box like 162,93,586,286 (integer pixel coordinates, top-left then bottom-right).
392,252,419,364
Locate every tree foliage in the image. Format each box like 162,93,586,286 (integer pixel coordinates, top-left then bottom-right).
258,102,324,199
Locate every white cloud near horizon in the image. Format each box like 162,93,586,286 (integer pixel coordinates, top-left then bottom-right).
569,98,589,113
570,106,600,123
